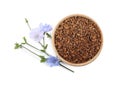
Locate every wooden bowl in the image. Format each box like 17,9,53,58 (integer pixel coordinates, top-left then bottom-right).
52,14,103,66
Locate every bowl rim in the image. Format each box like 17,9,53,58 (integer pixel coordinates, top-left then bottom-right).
52,14,103,66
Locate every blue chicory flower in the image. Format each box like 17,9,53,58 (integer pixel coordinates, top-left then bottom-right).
30,27,44,42
30,23,52,42
46,56,60,67
39,23,52,32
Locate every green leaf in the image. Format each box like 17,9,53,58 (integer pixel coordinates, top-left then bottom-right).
14,43,22,49
25,18,28,23
40,57,46,63
23,37,27,43
21,43,26,45
46,33,52,38
44,44,48,49
40,50,45,52
14,43,19,49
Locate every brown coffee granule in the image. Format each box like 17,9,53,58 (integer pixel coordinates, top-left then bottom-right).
54,15,102,64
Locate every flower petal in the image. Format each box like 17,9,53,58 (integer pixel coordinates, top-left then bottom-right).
30,28,44,42
46,56,60,67
39,23,52,32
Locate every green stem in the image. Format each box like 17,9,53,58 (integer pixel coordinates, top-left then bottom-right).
26,42,50,56
27,23,31,30
59,63,74,73
43,37,45,46
43,51,49,56
39,42,44,48
26,43,40,51
25,18,31,30
22,45,43,59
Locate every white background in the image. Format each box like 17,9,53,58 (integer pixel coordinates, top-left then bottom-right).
0,0,120,85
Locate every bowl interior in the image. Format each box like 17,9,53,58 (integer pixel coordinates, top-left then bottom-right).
52,14,103,66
